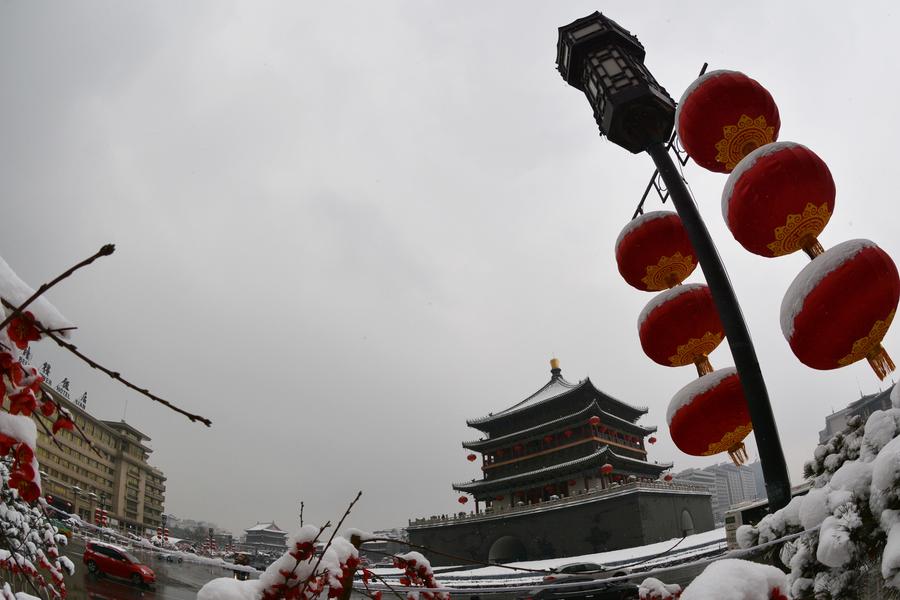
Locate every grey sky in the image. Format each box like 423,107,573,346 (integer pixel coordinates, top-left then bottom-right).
1,1,898,537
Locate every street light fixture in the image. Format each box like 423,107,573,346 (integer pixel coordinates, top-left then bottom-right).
556,12,791,511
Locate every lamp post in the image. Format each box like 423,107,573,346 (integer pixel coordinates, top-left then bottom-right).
555,12,791,511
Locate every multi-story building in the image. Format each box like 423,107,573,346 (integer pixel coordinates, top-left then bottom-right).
674,461,765,524
408,359,714,565
819,385,895,443
34,383,166,534
244,522,288,553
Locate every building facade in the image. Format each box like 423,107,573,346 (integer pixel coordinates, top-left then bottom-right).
35,383,166,533
408,360,714,565
244,522,288,552
819,385,895,443
673,461,765,525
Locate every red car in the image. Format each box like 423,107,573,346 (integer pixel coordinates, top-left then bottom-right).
83,541,156,586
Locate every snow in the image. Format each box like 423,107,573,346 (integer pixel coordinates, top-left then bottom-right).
816,515,853,568
344,527,375,542
893,383,900,408
615,211,676,251
197,577,263,600
883,522,900,586
735,525,757,550
666,368,737,425
675,69,736,129
780,239,876,339
0,413,37,450
639,577,681,600
638,283,708,330
798,486,829,530
0,256,73,334
721,141,802,223
679,559,787,600
424,527,726,582
861,408,900,460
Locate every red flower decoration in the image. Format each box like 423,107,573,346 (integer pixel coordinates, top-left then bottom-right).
52,416,75,435
7,311,41,350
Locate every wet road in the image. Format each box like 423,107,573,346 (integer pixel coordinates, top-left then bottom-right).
62,537,254,600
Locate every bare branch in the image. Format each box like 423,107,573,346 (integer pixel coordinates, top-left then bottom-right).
0,244,114,333
298,491,363,597
1,300,212,427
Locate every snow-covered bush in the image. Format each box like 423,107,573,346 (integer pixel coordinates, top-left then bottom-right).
199,524,449,600
639,576,682,599
732,385,900,598
679,559,788,599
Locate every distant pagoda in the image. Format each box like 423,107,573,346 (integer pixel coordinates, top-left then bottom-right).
455,358,670,511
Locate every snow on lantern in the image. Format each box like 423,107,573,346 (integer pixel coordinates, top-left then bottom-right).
676,70,780,173
723,142,835,259
457,496,468,504
639,283,724,375
667,367,752,465
600,463,614,475
648,436,657,444
781,239,900,379
466,453,477,462
589,415,601,426
615,211,697,291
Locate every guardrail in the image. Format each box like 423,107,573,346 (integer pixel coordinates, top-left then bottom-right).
409,480,709,527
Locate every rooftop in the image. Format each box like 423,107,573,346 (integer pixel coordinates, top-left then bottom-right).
466,361,648,429
245,522,286,533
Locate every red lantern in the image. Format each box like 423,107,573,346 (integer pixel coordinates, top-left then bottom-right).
723,142,835,259
677,70,780,173
466,453,477,462
496,449,505,457
513,444,524,452
589,416,601,426
543,435,554,444
664,474,673,482
782,239,899,379
639,284,724,375
564,429,573,438
668,367,752,465
615,211,697,291
568,479,577,486
494,495,504,501
458,496,468,504
599,426,607,433
600,463,614,475
648,436,657,444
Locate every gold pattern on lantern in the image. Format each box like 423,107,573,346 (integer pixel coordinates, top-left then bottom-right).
838,310,897,379
714,115,775,171
641,252,696,290
704,423,753,461
766,203,832,257
668,331,723,367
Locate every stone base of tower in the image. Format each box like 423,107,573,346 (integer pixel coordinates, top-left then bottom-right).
407,482,714,566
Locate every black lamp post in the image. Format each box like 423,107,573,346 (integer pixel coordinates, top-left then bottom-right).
556,12,791,511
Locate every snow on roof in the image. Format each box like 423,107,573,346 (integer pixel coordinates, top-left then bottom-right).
0,255,73,335
452,447,670,492
780,239,876,339
463,401,656,449
245,522,285,533
467,374,648,428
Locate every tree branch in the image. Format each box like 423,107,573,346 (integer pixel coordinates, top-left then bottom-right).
0,244,115,334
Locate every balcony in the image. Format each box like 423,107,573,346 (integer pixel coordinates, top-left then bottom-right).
408,480,710,528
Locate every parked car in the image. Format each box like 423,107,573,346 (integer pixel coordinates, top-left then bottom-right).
542,562,629,583
517,579,638,600
83,541,156,587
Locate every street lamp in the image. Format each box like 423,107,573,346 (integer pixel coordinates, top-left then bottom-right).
556,12,791,511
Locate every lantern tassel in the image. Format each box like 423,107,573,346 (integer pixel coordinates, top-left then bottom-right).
801,236,825,260
728,443,748,467
694,356,714,377
867,344,896,380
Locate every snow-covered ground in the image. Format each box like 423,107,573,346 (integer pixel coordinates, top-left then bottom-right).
372,527,726,587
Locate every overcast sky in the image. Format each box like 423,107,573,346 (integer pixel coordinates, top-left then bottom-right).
1,1,898,537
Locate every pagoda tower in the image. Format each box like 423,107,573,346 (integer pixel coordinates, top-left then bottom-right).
455,358,670,512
